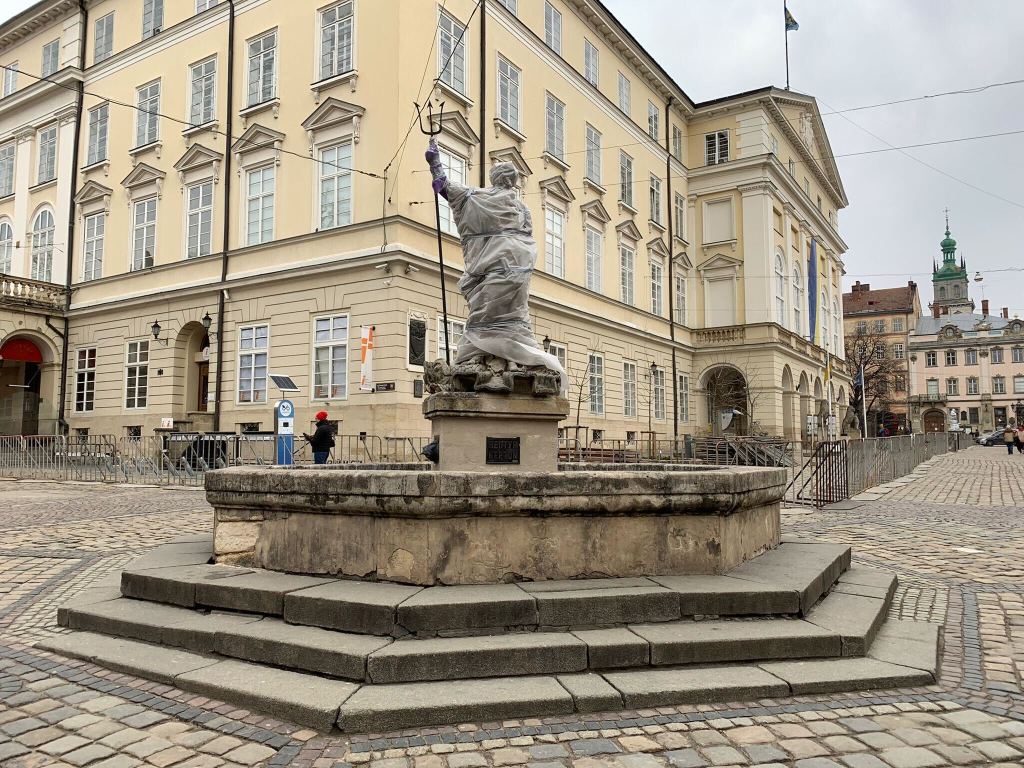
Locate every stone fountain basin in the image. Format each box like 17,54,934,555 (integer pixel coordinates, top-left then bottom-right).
206,464,787,585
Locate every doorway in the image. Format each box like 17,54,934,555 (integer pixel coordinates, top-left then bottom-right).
923,409,946,433
196,361,210,411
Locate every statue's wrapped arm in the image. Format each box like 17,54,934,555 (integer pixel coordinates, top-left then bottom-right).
425,139,450,200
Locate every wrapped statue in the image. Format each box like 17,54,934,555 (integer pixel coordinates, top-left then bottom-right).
425,139,566,395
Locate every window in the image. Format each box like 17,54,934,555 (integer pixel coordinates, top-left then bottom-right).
238,325,268,403
926,379,939,397
993,376,1006,394
37,125,57,184
649,175,661,224
619,151,633,207
893,317,904,332
544,94,564,160
816,195,822,212
246,166,275,245
438,11,467,94
803,178,810,195
313,315,349,399
1015,375,1024,394
87,104,109,166
2,62,17,97
705,130,729,165
874,319,886,333
792,265,803,334
647,101,659,140
673,192,685,238
125,341,150,409
186,181,213,258
588,353,604,414
30,209,54,281
94,14,114,63
131,198,156,270
674,273,686,324
818,292,828,349
874,343,886,360
189,57,217,127
197,0,218,11
967,377,979,395
136,80,160,147
788,158,795,176
893,343,905,360
497,57,520,131
585,227,602,292
965,349,977,365
83,212,104,280
320,1,354,80
945,349,957,366
677,374,690,422
319,141,353,230
672,125,683,162
496,0,516,12
438,316,465,362
925,351,937,367
1013,347,1024,364
435,147,465,236
75,349,97,412
969,407,980,424
142,0,163,39
856,321,867,334
619,244,634,305
895,375,906,392
584,40,599,86
774,253,786,325
652,368,666,420
544,207,564,277
0,221,12,273
41,39,59,77
543,3,561,54
946,378,959,396
408,317,426,366
0,143,13,196
247,31,277,106
623,362,637,418
992,347,1004,363
548,342,566,370
832,300,839,353
585,124,601,183
650,258,663,315
617,72,630,114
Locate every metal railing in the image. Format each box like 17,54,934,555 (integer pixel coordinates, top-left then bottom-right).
556,436,794,467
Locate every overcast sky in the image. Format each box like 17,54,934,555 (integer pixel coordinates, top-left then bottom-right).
2,0,1021,317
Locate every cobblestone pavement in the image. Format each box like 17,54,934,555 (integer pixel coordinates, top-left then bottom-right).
2,447,1024,768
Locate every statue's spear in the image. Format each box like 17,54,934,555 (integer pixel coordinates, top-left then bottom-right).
415,100,451,365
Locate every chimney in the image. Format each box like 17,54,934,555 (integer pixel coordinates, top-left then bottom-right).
932,304,940,319
1003,307,1009,319
982,299,989,316
908,280,916,290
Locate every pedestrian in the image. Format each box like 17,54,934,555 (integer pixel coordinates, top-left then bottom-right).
303,410,335,465
1016,424,1024,454
1003,424,1015,455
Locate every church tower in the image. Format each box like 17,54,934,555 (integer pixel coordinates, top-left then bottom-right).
930,214,974,315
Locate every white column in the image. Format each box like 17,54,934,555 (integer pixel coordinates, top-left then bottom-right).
13,128,34,277
739,183,773,326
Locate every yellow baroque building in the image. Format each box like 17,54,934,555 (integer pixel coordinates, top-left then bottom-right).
0,0,850,444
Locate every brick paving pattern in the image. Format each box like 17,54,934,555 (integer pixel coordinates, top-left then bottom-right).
1,446,1023,767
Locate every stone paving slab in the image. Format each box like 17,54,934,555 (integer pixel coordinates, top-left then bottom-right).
194,570,333,615
759,657,935,694
804,590,889,656
396,585,538,633
39,631,221,684
530,586,680,628
649,574,801,616
602,665,790,707
284,580,422,636
571,627,649,668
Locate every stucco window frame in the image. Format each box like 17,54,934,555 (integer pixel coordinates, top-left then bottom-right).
701,196,737,251
311,0,358,103
310,312,351,402
183,177,216,261
699,253,741,328
436,6,471,107
313,137,356,233
183,54,219,141
236,323,271,406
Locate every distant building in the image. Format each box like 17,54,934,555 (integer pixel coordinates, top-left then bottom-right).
929,218,974,316
842,280,921,434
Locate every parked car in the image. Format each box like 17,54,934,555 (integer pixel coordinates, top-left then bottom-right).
977,429,1005,446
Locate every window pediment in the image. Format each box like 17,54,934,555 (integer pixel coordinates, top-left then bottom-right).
74,180,113,218
173,143,223,184
674,251,694,270
121,162,165,201
231,123,285,167
489,146,532,179
580,199,611,226
301,97,365,143
647,236,669,260
436,110,479,148
615,220,642,242
699,252,742,275
539,175,574,207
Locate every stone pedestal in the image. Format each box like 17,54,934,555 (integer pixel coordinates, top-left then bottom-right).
423,392,569,473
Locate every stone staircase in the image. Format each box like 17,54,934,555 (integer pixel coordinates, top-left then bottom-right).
42,535,941,734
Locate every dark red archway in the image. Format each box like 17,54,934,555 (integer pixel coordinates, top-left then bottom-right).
0,338,43,363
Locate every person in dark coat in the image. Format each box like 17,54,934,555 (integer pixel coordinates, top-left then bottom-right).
303,411,334,464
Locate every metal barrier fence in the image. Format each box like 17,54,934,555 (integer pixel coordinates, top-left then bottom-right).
559,436,795,467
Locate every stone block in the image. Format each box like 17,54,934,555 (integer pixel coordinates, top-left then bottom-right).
284,580,421,636
526,583,679,627
804,590,888,656
367,632,585,683
337,676,573,732
126,543,213,572
396,585,537,633
215,617,390,680
195,571,332,615
868,621,941,677
572,628,649,668
176,659,359,731
759,657,934,694
56,586,122,627
120,564,249,608
212,521,261,558
631,618,840,665
39,632,220,684
602,665,788,707
728,542,850,614
838,567,898,593
650,575,799,616
555,673,623,712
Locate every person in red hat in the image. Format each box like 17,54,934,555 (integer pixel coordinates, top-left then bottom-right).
303,410,335,464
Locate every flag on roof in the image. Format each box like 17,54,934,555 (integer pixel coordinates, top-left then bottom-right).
785,4,800,31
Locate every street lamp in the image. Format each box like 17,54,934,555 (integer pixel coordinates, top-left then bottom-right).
648,362,658,434
1014,399,1024,425
150,319,169,346
542,335,551,353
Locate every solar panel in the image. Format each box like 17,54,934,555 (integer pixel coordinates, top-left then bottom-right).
269,374,299,392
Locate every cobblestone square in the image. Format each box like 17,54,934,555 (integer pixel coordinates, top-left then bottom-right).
2,447,1024,767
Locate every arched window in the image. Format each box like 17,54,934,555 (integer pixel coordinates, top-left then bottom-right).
31,209,54,282
0,220,12,273
820,290,829,349
832,299,840,354
792,264,803,337
774,252,786,326
953,284,961,297
939,286,946,299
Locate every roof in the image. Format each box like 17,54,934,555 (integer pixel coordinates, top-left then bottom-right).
843,283,917,316
0,0,77,48
912,314,1013,336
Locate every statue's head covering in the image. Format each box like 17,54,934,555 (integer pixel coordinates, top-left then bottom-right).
489,162,518,189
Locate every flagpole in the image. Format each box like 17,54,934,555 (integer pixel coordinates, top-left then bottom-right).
784,1,790,90
860,363,868,438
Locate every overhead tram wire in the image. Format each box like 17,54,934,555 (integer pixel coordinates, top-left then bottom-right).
817,78,1024,117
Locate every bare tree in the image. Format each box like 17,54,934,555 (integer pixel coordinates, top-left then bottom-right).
845,327,903,436
566,359,592,435
700,356,768,436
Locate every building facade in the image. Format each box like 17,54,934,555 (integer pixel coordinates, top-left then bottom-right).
841,280,920,434
0,0,850,444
